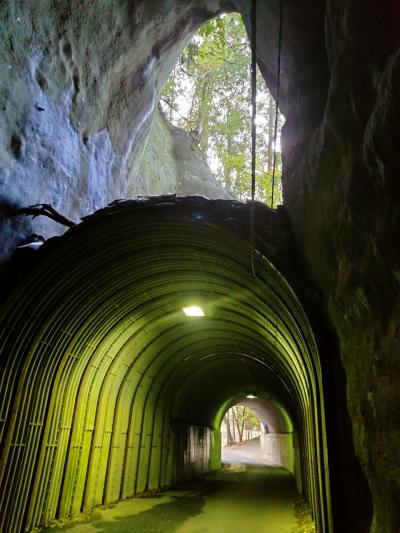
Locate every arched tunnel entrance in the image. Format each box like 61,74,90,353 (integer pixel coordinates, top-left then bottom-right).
220,398,299,483
0,196,331,532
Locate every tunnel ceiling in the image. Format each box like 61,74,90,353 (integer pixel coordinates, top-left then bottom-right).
0,195,330,532
1,196,321,428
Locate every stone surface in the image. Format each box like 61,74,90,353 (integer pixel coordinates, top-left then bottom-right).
281,3,400,532
0,0,233,259
173,126,232,199
138,107,231,199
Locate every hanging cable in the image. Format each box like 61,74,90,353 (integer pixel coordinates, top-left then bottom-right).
251,0,257,203
270,0,283,209
250,0,257,279
243,0,258,393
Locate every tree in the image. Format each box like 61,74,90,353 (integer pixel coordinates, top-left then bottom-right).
223,405,260,445
160,13,283,206
223,414,235,446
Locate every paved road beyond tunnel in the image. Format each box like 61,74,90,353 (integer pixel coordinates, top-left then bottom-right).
44,440,310,533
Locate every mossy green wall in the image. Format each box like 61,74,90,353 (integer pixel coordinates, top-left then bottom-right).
209,429,221,471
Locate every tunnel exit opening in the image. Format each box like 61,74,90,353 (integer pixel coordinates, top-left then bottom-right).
221,404,261,449
218,393,300,490
221,404,262,467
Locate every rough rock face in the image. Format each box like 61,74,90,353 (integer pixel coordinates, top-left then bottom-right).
281,3,400,532
0,0,233,259
0,0,399,531
138,107,231,199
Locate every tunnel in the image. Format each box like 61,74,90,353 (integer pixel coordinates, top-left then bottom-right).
0,197,330,532
220,397,299,475
1,0,399,532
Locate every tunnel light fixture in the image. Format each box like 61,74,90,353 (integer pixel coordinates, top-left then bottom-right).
182,305,205,317
246,394,258,399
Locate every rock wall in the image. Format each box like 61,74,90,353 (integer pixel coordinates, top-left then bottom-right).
281,3,400,532
238,1,400,531
0,0,233,259
138,107,231,199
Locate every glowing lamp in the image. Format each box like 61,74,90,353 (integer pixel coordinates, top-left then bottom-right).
182,305,205,317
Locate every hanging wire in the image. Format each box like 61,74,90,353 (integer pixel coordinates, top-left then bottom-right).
251,0,257,203
250,0,257,279
249,0,283,270
247,0,284,398
270,0,284,209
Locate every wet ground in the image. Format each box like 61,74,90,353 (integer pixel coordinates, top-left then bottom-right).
42,439,313,533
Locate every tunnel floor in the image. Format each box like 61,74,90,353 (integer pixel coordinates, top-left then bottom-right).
42,446,313,533
221,436,273,466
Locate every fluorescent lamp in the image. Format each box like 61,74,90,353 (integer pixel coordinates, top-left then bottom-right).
246,394,257,399
182,305,204,317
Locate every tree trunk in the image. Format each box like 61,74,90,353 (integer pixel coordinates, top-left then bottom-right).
241,410,246,442
224,415,234,446
233,407,245,444
230,409,236,443
192,72,210,151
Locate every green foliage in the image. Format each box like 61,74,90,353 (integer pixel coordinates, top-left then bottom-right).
161,13,283,206
234,405,260,431
224,405,260,445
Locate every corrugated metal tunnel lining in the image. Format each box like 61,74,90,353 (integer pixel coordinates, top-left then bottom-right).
0,196,331,532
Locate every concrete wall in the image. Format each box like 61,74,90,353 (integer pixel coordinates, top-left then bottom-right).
260,432,294,470
260,431,302,494
175,423,219,482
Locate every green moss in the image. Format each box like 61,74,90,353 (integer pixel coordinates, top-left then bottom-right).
133,109,177,196
209,429,221,471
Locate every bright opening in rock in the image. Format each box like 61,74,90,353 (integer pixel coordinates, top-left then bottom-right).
142,13,284,205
